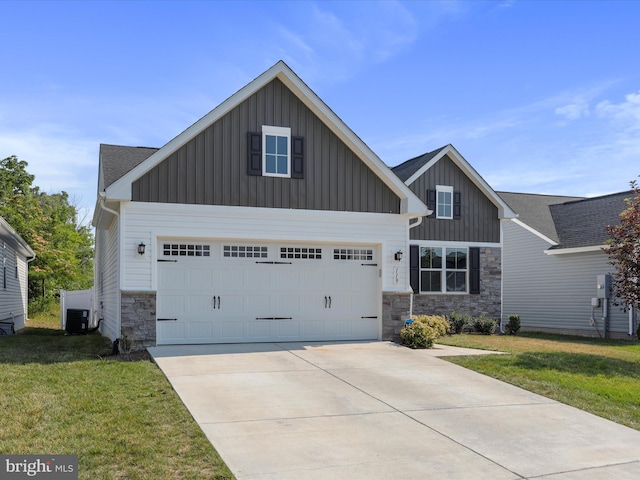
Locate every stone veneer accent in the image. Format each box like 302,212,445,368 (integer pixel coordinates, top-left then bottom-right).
412,246,502,321
120,291,156,351
382,292,412,343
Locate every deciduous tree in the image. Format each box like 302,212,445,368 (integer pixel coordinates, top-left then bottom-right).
605,179,640,311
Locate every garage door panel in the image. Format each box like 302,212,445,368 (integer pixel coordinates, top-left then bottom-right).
301,320,324,337
158,322,186,342
245,320,271,338
189,268,213,289
159,295,185,313
221,321,244,339
188,321,213,340
190,295,213,313
277,320,300,338
158,266,186,289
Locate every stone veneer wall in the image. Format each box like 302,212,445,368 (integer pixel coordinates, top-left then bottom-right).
382,292,412,343
120,291,156,351
412,247,502,321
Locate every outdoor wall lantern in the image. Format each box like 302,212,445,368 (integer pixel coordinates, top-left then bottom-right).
137,242,146,256
394,250,403,261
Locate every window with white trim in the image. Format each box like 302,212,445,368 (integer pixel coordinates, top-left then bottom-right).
419,246,467,293
333,248,374,261
262,125,291,177
163,243,211,257
436,185,453,219
280,247,322,259
223,245,268,258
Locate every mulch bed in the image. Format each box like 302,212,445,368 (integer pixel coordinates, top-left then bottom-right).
101,350,154,362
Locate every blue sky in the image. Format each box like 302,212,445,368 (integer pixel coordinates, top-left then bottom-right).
2,0,639,223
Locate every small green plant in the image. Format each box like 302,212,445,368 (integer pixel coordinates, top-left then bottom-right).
448,311,470,334
119,333,133,355
471,315,497,335
506,314,521,335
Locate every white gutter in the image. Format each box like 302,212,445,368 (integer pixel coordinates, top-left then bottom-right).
98,192,120,218
544,245,604,255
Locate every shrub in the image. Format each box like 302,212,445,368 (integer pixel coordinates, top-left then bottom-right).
400,322,437,349
471,315,498,335
506,314,521,335
400,315,449,349
412,315,450,337
448,311,470,334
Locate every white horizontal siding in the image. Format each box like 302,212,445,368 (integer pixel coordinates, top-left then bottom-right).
120,202,410,293
0,245,28,330
502,221,628,335
95,218,120,341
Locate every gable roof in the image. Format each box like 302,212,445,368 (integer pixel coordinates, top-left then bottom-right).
0,216,35,259
99,61,428,217
392,144,516,219
498,190,632,251
498,192,585,243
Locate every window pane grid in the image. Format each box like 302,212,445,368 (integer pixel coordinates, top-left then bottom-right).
163,243,211,257
333,248,374,261
280,247,322,259
223,245,268,258
419,246,468,293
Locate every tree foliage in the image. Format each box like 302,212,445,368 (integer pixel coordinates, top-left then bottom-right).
0,156,94,304
605,179,640,311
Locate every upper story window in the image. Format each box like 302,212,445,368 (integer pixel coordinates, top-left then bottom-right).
427,186,461,220
436,185,453,219
262,126,291,177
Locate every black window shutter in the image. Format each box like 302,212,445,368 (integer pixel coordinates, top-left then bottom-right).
427,190,436,217
247,132,262,176
453,192,461,219
291,136,304,179
410,245,420,293
469,247,480,294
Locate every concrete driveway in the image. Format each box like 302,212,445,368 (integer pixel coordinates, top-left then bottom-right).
149,341,640,479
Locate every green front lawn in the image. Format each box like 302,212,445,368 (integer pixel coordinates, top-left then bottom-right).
439,332,640,430
0,318,234,480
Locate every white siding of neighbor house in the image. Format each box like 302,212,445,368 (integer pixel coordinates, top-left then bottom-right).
502,220,630,336
119,201,411,294
0,244,29,330
95,216,120,341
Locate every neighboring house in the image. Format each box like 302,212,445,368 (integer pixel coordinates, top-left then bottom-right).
498,191,637,339
0,216,35,334
392,145,516,321
92,61,430,349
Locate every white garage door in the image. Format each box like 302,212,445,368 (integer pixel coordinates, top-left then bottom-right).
156,241,380,344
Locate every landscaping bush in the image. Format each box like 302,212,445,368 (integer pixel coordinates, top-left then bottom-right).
400,315,449,349
412,314,450,337
471,315,498,335
400,322,436,349
506,314,521,335
448,310,471,334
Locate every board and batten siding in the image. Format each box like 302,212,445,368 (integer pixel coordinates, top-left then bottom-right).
95,217,120,341
409,154,500,243
502,221,629,335
0,244,28,329
131,79,400,214
119,202,409,294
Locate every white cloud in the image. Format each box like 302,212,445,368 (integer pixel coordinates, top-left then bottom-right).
555,101,589,120
596,90,640,132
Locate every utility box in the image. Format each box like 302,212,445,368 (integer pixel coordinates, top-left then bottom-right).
66,309,89,334
591,297,601,308
596,274,611,299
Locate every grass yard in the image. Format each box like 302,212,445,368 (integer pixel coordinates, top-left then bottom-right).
438,332,640,431
0,313,234,480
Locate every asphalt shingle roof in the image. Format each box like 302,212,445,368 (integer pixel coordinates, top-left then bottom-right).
498,190,632,249
100,144,159,189
391,146,448,182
